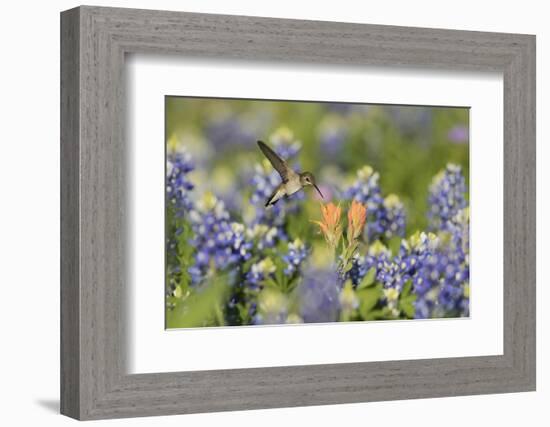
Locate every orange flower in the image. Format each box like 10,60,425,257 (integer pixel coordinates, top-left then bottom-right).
312,203,342,248
347,200,367,242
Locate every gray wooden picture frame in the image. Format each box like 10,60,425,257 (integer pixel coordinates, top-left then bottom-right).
60,5,536,420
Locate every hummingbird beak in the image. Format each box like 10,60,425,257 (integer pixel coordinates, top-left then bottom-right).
313,183,324,199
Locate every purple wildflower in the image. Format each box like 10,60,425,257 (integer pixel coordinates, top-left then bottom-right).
428,163,467,231
447,125,469,144
187,193,252,285
167,150,194,217
282,238,309,276
298,269,342,323
343,166,406,241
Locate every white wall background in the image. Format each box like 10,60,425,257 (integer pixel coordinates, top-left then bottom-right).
0,0,546,425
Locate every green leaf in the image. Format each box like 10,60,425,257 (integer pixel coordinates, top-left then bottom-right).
397,279,415,318
358,283,382,318
166,275,230,328
342,261,355,274
241,257,256,273
285,276,299,294
401,279,413,297
272,256,289,291
357,267,377,290
388,236,402,257
362,308,386,321
262,277,280,289
399,295,416,318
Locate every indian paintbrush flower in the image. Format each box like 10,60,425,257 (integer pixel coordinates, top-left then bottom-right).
336,200,368,280
312,203,343,249
347,200,367,242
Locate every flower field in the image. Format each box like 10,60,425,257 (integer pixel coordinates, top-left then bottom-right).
165,98,469,328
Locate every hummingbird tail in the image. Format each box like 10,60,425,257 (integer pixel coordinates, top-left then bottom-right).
265,196,279,207
265,188,282,207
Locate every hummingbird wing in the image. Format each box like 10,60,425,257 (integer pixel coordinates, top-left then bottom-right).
257,140,296,183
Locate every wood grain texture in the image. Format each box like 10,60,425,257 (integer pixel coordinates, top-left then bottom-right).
60,7,80,419
60,5,536,420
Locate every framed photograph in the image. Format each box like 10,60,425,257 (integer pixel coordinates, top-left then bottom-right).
163,98,470,330
61,6,536,420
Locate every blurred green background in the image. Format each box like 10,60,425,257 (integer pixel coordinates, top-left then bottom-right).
166,97,469,233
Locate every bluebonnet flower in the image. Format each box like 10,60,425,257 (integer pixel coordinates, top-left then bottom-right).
253,289,288,325
446,207,470,260
345,229,467,319
447,125,469,144
244,257,277,318
166,224,186,291
375,237,422,295
282,238,309,276
319,118,347,157
429,184,469,319
377,259,406,292
376,194,406,239
166,150,194,217
439,208,470,316
218,191,242,214
428,164,467,231
346,231,440,318
346,254,368,287
383,231,440,318
413,253,465,319
245,224,281,251
166,150,196,297
269,127,302,159
340,165,469,319
343,166,383,211
383,288,401,318
403,226,469,319
345,240,391,287
187,193,252,285
298,269,342,323
387,106,432,137
343,166,406,241
206,166,245,214
205,115,257,150
245,258,276,291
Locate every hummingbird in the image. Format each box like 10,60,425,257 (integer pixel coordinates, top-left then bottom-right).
257,140,324,207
